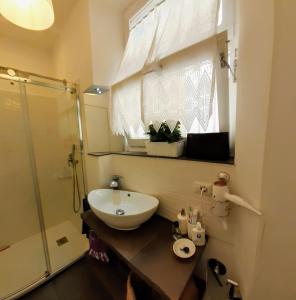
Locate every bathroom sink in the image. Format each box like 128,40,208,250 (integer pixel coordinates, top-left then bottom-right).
88,189,159,230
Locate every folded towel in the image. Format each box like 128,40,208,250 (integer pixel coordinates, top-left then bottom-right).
88,230,109,263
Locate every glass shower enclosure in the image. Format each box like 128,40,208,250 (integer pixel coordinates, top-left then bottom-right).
0,67,88,300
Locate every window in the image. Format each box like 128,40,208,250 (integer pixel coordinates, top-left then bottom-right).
111,0,236,147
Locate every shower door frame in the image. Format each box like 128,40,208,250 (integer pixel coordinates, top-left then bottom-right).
0,66,86,300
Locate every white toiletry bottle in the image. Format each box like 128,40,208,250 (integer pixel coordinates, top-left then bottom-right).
187,208,198,240
177,208,188,235
192,222,206,246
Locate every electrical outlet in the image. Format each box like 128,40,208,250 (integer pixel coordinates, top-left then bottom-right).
193,181,212,196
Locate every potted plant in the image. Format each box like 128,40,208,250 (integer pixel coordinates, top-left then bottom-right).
146,121,185,157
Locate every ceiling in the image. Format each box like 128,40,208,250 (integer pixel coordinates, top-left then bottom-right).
0,0,136,52
0,0,78,51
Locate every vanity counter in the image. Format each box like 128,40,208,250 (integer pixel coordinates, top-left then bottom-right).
81,211,206,300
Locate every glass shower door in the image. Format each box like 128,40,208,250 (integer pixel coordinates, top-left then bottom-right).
24,83,88,274
0,79,49,299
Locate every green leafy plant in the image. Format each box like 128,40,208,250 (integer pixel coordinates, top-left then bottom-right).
146,121,182,143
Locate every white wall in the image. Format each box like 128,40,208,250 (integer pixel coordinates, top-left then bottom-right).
83,94,110,153
231,0,274,295
89,0,125,86
53,0,93,91
0,36,54,76
251,1,296,299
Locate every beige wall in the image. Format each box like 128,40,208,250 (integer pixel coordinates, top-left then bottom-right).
83,94,110,153
53,0,93,91
0,36,54,76
89,0,125,86
0,81,41,245
251,1,296,299
231,0,274,295
82,93,124,153
81,93,124,194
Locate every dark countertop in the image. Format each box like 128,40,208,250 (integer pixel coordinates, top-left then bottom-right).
88,151,234,165
81,211,206,300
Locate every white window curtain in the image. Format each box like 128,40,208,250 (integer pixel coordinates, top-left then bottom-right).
111,76,143,136
110,0,221,136
148,0,220,63
143,36,218,132
112,9,158,85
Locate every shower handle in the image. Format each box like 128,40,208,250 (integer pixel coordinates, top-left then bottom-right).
68,144,78,167
69,144,81,213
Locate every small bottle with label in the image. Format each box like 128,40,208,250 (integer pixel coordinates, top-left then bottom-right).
191,222,206,246
177,208,188,235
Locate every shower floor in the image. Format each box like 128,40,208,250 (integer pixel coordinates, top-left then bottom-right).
0,221,88,300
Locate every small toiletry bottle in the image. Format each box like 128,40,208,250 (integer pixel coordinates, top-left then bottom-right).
187,208,198,240
177,208,188,235
192,222,206,246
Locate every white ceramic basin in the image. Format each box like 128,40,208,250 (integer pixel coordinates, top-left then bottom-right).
88,189,159,230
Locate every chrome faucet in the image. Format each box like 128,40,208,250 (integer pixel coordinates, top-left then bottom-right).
109,175,121,190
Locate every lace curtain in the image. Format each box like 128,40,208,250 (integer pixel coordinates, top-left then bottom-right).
110,0,221,136
111,76,142,136
143,36,218,132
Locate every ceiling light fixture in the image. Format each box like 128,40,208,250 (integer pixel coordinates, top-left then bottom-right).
0,0,55,31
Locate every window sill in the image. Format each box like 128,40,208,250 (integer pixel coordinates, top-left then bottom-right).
88,151,234,165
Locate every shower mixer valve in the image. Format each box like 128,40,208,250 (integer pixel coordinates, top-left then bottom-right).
68,144,79,167
68,153,78,166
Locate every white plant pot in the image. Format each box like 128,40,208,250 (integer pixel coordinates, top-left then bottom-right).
146,140,185,158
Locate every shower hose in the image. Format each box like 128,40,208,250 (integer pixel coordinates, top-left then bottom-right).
72,159,81,213
70,144,81,214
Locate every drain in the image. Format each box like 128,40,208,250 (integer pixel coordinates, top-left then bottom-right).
56,236,69,247
116,209,125,216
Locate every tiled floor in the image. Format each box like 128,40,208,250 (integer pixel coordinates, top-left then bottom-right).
20,257,113,300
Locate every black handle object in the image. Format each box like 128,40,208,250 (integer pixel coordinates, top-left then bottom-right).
180,247,190,254
208,259,227,287
171,221,182,241
82,197,91,236
227,279,242,299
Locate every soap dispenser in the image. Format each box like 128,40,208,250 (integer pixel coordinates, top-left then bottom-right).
192,222,205,246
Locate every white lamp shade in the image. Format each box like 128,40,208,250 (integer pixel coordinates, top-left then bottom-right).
0,0,54,31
